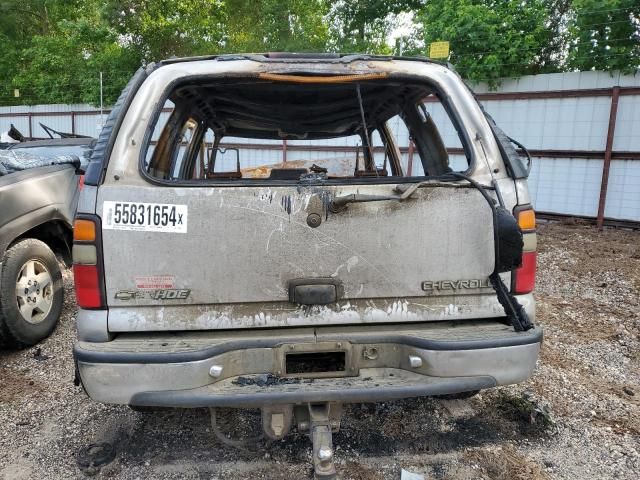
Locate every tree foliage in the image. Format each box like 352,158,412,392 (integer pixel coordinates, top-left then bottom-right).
102,0,226,62
418,0,561,87
0,0,638,105
223,0,329,52
327,0,422,53
12,18,140,105
568,0,640,72
1,1,139,105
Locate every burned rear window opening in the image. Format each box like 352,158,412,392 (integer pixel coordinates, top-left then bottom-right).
140,74,475,186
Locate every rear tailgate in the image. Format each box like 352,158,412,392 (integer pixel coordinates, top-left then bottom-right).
98,182,501,331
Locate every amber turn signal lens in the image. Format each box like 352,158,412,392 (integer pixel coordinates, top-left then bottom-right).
518,209,536,231
73,219,96,242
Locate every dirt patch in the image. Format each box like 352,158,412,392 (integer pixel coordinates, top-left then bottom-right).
465,445,551,480
342,461,385,480
0,367,42,403
490,391,555,434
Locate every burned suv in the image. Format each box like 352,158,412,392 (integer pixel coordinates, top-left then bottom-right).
73,54,540,478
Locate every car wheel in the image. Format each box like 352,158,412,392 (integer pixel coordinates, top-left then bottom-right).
0,239,64,347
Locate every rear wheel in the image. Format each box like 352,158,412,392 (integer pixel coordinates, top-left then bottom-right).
0,239,64,347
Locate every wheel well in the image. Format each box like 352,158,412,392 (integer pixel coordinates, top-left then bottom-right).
11,221,73,266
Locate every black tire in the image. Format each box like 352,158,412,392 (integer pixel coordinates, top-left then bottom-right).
0,239,64,347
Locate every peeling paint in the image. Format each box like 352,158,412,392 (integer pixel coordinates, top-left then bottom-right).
108,293,534,332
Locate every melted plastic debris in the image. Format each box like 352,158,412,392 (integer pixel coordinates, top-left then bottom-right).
232,374,314,387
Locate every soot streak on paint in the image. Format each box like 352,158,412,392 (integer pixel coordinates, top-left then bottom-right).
281,195,292,215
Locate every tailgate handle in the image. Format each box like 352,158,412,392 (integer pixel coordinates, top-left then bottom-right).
288,278,343,305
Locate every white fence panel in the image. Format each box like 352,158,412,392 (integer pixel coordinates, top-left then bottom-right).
605,160,640,220
527,158,603,217
614,96,640,151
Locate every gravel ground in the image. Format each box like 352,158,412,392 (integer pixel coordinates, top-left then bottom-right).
1,222,638,479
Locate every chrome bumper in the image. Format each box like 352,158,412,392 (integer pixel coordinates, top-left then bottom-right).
74,320,542,407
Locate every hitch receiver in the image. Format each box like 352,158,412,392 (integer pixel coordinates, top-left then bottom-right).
308,403,338,480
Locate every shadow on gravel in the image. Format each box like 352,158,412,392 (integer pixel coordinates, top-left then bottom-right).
85,393,554,476
331,395,553,457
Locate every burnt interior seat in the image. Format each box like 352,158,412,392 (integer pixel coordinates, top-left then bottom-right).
205,171,242,179
206,147,242,179
354,168,388,177
269,168,308,180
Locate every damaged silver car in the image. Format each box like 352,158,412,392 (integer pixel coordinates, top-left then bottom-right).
72,53,540,479
0,150,83,346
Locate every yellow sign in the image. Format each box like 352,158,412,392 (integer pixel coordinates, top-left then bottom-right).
429,41,450,59
13,89,20,98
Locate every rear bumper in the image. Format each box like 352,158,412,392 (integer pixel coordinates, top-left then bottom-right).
74,320,542,407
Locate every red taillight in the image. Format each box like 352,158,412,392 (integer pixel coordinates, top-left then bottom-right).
514,251,537,294
513,205,536,295
72,215,105,309
73,264,103,308
78,174,85,191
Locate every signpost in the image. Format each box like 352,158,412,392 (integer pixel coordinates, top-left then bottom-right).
429,41,450,59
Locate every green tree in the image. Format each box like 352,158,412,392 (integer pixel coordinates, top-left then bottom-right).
567,0,640,72
418,0,559,87
327,0,423,53
103,0,226,62
11,18,139,105
0,1,140,106
538,0,573,70
0,0,63,105
223,0,329,52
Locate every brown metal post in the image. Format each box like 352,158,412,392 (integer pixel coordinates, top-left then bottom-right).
71,111,76,135
28,113,33,138
283,139,287,163
596,86,621,231
407,140,415,176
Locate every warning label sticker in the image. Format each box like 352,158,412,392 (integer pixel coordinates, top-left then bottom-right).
135,275,175,290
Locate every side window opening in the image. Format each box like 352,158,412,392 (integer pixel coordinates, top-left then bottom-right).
418,98,470,172
142,80,471,183
401,102,451,177
360,129,388,176
171,118,201,179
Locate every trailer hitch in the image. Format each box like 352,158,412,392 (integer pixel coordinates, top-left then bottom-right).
307,403,339,480
213,403,343,478
288,403,343,479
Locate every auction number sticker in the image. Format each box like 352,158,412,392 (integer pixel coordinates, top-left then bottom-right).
102,201,188,233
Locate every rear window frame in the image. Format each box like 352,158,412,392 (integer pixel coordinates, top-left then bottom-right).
137,72,476,187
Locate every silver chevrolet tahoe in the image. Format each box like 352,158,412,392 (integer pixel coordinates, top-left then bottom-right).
73,54,540,478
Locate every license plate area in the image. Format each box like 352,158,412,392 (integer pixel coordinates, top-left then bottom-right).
277,342,357,378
